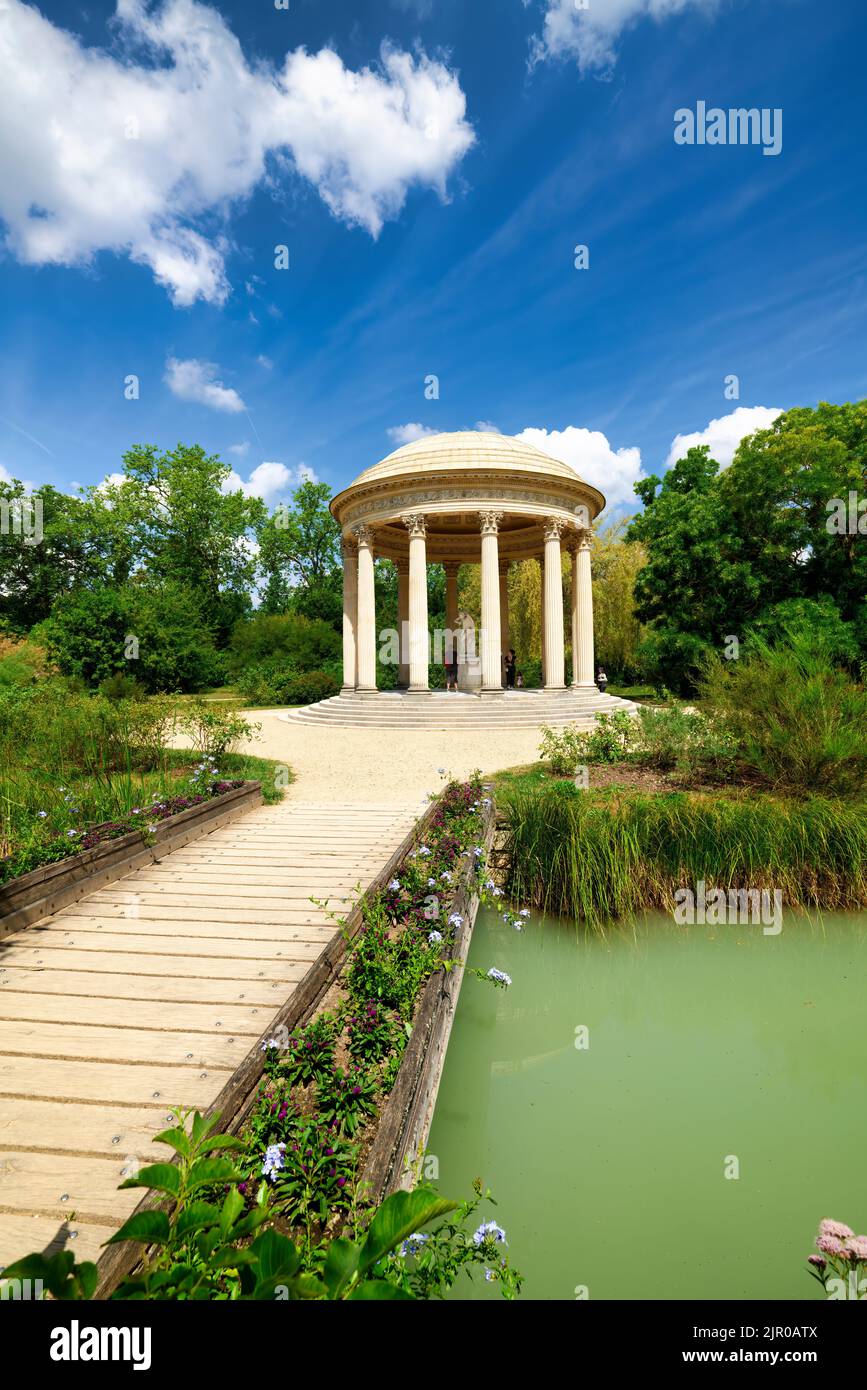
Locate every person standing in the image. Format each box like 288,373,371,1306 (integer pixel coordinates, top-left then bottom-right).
596,665,608,694
504,648,516,689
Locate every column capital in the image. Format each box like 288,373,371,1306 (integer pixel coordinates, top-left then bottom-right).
401,513,427,538
573,525,593,552
341,535,358,559
542,515,568,542
443,560,460,577
353,523,375,548
478,509,504,536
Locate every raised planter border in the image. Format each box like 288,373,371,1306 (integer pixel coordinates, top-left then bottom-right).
0,781,263,938
93,789,493,1298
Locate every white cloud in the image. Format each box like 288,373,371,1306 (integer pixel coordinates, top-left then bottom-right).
387,422,438,445
164,357,246,413
224,460,317,505
665,406,783,471
531,0,721,76
473,420,501,433
0,0,475,305
228,441,250,457
256,354,273,370
516,425,647,510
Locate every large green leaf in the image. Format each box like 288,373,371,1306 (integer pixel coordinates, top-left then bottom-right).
152,1125,191,1158
219,1186,244,1238
106,1209,171,1246
118,1162,180,1197
359,1190,457,1275
186,1157,243,1191
322,1238,360,1299
249,1228,301,1298
175,1201,220,1239
347,1279,415,1300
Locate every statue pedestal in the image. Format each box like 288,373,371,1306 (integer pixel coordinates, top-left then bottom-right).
458,657,482,693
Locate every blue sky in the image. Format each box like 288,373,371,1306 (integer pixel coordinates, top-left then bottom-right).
1,0,865,516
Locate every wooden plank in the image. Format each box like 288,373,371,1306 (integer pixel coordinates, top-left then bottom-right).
29,918,337,944
0,947,308,981
0,991,264,1033
0,1020,253,1068
0,1099,185,1159
0,969,285,1006
0,1151,147,1222
51,905,337,926
13,930,331,961
0,1056,233,1106
0,1213,118,1268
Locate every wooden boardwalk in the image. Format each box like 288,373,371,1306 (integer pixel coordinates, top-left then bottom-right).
0,800,419,1269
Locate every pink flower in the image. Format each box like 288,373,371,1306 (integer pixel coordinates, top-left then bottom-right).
819,1218,854,1239
844,1236,867,1261
816,1235,845,1255
808,1254,827,1269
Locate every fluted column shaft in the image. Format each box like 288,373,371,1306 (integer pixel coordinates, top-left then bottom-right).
499,563,510,679
403,515,429,691
537,556,546,676
354,526,377,691
396,560,409,687
575,529,596,688
569,542,580,689
543,518,566,690
479,511,503,692
341,538,357,690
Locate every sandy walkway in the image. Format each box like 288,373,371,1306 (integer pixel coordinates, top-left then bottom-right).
241,710,542,805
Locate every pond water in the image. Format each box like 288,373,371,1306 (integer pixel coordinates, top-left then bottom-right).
428,904,867,1300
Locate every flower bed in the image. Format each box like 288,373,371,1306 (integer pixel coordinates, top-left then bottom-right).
0,776,262,936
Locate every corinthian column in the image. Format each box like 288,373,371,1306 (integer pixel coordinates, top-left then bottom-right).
341,537,357,690
354,525,377,692
479,511,504,693
402,514,429,692
574,527,596,689
396,558,409,687
542,517,566,690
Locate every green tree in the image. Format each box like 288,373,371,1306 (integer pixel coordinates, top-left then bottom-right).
258,480,343,626
117,443,265,643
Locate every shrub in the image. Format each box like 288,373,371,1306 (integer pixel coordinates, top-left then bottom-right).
539,712,637,773
229,613,341,677
283,669,339,705
178,701,260,760
698,628,867,796
636,705,737,780
99,672,148,702
539,723,590,775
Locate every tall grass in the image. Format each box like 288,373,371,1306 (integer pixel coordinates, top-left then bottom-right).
502,786,867,928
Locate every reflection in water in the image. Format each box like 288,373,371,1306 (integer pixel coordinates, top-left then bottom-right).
428,907,867,1300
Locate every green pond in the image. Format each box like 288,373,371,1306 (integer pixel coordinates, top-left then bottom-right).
428,904,867,1300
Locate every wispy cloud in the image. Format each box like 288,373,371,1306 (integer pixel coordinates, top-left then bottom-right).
164,358,246,414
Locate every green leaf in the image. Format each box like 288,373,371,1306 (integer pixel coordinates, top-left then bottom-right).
106,1209,171,1246
175,1201,220,1240
249,1228,301,1298
322,1238,360,1299
359,1190,457,1275
186,1157,243,1191
347,1279,415,1300
219,1186,244,1237
72,1262,99,1301
151,1125,191,1158
199,1134,246,1154
190,1110,222,1152
117,1162,180,1197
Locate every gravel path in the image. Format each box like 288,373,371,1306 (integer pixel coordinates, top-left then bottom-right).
241,709,542,805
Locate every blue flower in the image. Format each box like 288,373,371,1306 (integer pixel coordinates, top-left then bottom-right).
448,912,464,927
399,1232,429,1258
486,968,512,987
261,1142,286,1181
428,930,443,945
388,878,401,891
473,1221,507,1247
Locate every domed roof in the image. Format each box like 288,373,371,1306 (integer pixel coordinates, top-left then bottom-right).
349,430,585,488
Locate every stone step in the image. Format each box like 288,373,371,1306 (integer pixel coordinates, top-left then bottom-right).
280,690,636,730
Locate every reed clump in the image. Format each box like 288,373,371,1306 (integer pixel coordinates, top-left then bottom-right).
501,786,867,928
